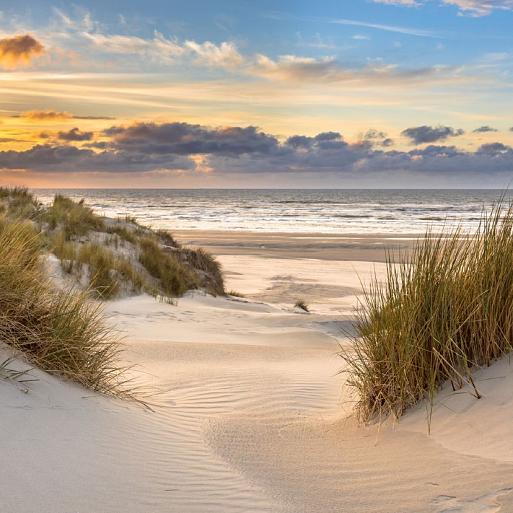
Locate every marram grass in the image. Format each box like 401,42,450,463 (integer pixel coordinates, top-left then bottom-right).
340,202,513,424
0,219,130,397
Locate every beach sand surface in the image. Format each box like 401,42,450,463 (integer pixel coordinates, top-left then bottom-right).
1,232,513,512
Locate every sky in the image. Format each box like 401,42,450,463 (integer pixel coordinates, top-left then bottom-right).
0,0,513,188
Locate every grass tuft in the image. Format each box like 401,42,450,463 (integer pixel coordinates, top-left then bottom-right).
43,194,105,239
77,243,120,299
139,237,198,297
181,247,225,295
228,290,245,298
294,299,310,312
341,201,513,424
0,220,128,396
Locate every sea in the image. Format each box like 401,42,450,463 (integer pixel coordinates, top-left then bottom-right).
34,189,513,235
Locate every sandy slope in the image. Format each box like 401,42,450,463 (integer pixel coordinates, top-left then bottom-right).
2,235,513,512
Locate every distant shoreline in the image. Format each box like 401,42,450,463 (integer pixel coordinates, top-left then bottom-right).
173,230,420,262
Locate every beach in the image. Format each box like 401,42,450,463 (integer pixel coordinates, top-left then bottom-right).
2,229,513,513
3,0,513,507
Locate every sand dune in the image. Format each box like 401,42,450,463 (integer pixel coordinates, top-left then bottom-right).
2,236,513,512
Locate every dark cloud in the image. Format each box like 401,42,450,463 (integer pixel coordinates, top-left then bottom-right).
402,125,465,144
84,141,109,149
0,34,44,69
476,142,511,155
0,122,513,181
473,125,498,133
0,144,194,172
57,128,93,142
104,122,280,157
285,132,347,150
362,129,394,148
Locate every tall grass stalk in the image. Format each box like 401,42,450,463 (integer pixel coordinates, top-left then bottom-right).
341,202,513,424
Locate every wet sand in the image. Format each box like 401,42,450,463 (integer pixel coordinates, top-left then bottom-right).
174,229,419,262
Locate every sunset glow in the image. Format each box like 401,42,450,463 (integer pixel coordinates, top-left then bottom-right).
1,0,513,187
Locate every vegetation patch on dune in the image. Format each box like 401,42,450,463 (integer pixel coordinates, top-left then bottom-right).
30,191,225,300
0,218,126,396
0,187,225,396
341,202,513,424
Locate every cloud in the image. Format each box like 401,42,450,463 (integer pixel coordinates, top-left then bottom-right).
267,12,437,37
104,122,280,157
372,0,513,15
82,31,186,63
0,9,466,91
362,129,394,147
183,41,243,69
1,122,512,182
12,110,115,121
401,125,465,144
0,137,26,143
0,34,44,69
0,144,194,172
329,17,437,37
251,54,448,84
57,127,93,141
442,0,513,16
473,125,498,133
476,142,510,154
68,22,243,69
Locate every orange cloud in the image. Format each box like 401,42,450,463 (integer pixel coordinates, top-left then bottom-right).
0,34,44,69
18,110,72,121
13,110,115,122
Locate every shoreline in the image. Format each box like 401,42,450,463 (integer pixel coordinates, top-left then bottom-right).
174,230,420,262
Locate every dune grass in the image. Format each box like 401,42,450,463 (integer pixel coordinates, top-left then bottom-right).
340,202,513,424
138,237,198,297
0,219,128,396
43,194,105,239
77,243,121,299
106,225,137,245
228,290,245,298
0,191,224,302
0,186,40,219
294,299,309,312
181,247,225,295
51,232,146,299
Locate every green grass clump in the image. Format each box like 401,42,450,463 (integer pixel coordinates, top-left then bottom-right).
49,230,78,273
0,191,224,302
341,202,513,424
43,195,105,239
106,225,137,244
0,219,126,396
50,232,145,299
139,237,198,297
77,244,120,299
0,187,40,220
